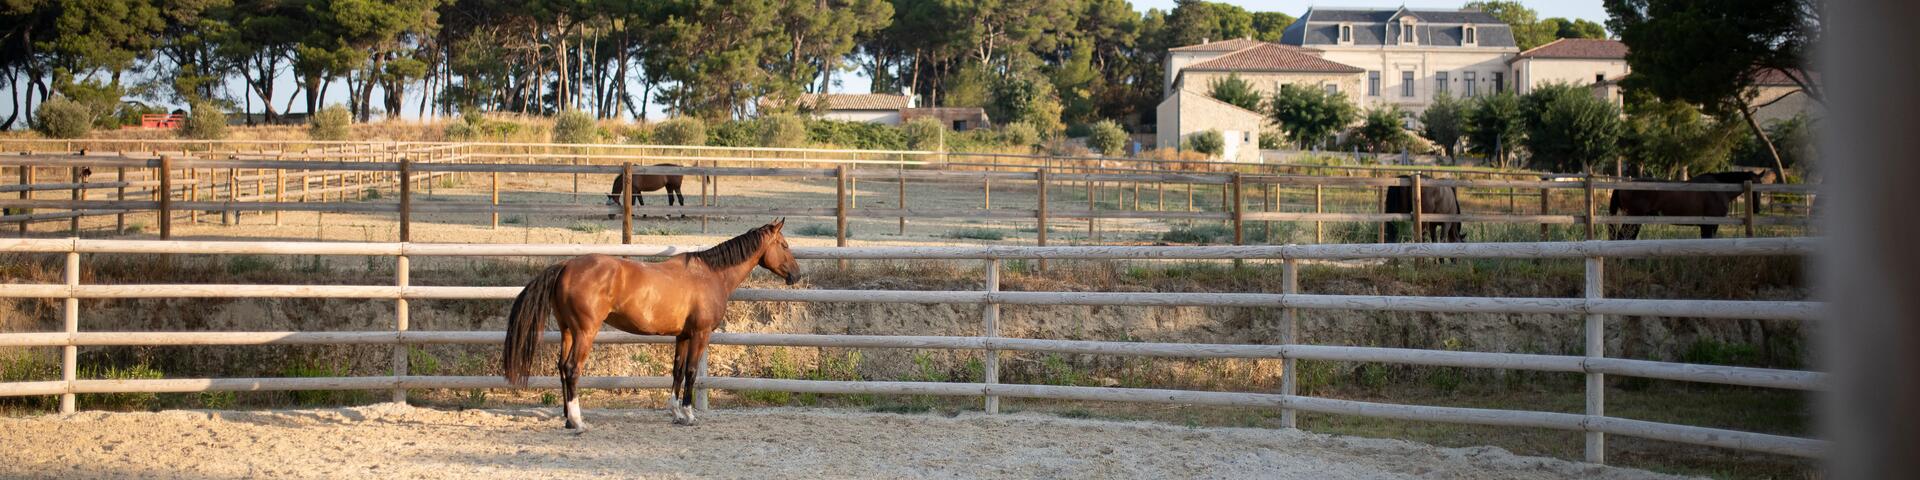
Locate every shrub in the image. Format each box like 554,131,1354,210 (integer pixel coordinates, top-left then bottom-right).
1521,82,1623,173
31,97,93,139
1187,129,1225,158
707,119,757,147
552,109,599,144
1269,83,1357,149
1085,120,1129,156
1001,122,1040,149
945,227,1006,240
308,105,352,141
1207,73,1264,112
181,102,228,140
652,117,708,146
755,114,809,148
1354,105,1412,153
807,120,905,150
1161,224,1232,244
903,117,946,151
1259,130,1284,150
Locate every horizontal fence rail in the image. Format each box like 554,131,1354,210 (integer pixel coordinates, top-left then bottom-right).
3,147,1818,246
0,237,1825,461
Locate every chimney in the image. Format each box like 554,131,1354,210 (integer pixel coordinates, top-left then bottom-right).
1202,37,1210,44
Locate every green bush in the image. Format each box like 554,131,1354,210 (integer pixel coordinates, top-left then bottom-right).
807,120,905,150
708,119,757,147
1000,122,1040,149
652,117,708,146
308,105,352,141
903,117,946,151
181,102,228,140
1086,120,1128,156
552,109,599,144
31,97,93,139
755,114,809,148
444,112,526,141
945,227,1006,240
1259,130,1284,150
906,116,952,149
1160,224,1233,244
1187,129,1225,158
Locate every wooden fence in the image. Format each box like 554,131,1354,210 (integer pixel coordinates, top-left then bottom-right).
0,236,1824,464
2,149,1818,246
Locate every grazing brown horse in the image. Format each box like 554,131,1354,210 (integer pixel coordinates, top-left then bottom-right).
1383,176,1465,243
1609,170,1779,240
605,163,686,219
503,219,800,431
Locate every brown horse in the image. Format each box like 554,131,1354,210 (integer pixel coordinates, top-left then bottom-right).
605,163,686,219
1609,170,1779,240
1383,176,1465,243
502,219,800,430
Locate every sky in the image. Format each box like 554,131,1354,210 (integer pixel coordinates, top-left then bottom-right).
4,0,1610,125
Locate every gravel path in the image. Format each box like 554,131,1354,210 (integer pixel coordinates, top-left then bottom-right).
0,404,1693,480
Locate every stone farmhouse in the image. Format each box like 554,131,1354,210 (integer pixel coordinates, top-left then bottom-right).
1157,7,1631,162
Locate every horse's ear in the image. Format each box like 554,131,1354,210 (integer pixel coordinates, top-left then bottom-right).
773,217,785,231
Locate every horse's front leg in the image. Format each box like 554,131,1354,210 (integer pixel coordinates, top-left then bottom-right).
669,335,691,424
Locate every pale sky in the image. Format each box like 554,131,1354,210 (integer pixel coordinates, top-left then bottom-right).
3,1,1610,125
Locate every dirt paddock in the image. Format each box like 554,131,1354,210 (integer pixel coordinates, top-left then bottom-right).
0,404,1687,479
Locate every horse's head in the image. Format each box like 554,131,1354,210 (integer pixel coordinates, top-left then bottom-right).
758,218,801,285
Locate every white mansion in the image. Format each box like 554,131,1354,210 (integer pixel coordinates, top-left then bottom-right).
1157,7,1629,162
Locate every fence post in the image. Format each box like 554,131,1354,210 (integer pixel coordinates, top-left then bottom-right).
1279,258,1299,428
115,166,126,234
1036,168,1049,271
983,177,991,210
61,248,79,414
393,253,410,404
1583,176,1597,241
274,165,284,226
1087,176,1098,242
490,171,500,229
1314,183,1324,243
1584,256,1607,464
1743,180,1757,237
1231,173,1245,247
1411,175,1424,243
897,163,906,235
983,258,1001,414
1539,187,1551,241
836,165,849,271
158,157,172,240
398,156,411,242
69,165,81,235
16,165,28,236
621,163,634,245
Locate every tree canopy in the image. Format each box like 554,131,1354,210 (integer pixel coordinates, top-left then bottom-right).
1267,83,1355,149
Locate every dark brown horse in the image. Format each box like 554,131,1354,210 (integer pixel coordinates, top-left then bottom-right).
1383,176,1465,243
502,219,800,430
1609,170,1779,240
605,163,686,218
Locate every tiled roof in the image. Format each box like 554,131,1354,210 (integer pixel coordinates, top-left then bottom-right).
1169,38,1267,52
1751,68,1820,86
1515,38,1629,60
1182,44,1364,73
778,94,911,111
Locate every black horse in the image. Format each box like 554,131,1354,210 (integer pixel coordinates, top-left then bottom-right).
1609,170,1778,240
605,163,686,219
1383,175,1464,243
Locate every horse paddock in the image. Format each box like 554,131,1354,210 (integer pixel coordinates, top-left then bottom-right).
0,404,1688,479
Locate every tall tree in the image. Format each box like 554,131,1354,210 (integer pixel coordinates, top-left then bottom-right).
1419,93,1467,161
1621,96,1740,178
1464,91,1524,168
1206,73,1260,111
1521,83,1624,173
1465,1,1551,49
1268,83,1356,149
1605,0,1821,178
1250,12,1294,42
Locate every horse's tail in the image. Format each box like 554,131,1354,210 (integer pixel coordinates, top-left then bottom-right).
503,262,567,387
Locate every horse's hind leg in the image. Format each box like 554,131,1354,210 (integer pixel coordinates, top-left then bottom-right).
555,328,577,428
562,323,599,433
669,335,692,424
1700,225,1718,239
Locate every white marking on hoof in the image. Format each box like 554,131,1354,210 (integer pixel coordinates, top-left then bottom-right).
565,399,588,431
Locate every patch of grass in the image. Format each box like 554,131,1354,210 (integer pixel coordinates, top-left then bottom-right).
567,221,605,234
125,221,148,233
633,225,681,236
502,216,524,225
225,255,275,275
197,391,237,409
1160,224,1232,244
281,358,367,406
944,227,1006,241
361,187,382,200
792,223,836,237
79,363,165,410
1680,339,1765,367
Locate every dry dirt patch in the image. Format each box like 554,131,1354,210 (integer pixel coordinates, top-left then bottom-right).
0,404,1690,479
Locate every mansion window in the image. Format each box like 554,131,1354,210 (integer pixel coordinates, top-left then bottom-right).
1402,71,1415,97
1436,71,1449,95
1402,24,1415,45
1464,71,1478,97
1324,83,1339,95
1464,26,1477,44
1493,72,1505,93
1368,71,1381,96
1340,24,1353,43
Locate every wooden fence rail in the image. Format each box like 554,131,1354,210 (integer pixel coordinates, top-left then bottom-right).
3,152,1820,246
0,237,1824,462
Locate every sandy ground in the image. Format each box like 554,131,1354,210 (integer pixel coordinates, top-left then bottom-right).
0,404,1691,480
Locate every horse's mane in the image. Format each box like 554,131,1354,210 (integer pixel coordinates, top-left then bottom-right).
690,225,771,269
